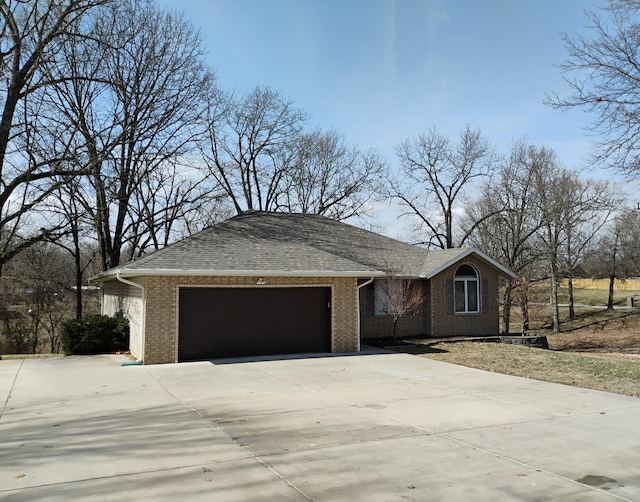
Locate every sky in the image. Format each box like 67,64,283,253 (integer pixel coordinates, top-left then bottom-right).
160,0,633,238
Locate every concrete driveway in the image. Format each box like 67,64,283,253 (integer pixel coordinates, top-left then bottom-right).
1,351,639,501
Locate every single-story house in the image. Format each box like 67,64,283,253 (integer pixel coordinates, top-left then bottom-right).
91,211,515,364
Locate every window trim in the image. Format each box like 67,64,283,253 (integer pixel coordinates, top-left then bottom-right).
454,264,480,314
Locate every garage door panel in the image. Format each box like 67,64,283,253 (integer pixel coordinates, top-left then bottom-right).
178,287,331,361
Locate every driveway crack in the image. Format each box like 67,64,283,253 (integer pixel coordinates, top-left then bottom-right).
0,358,23,422
144,367,313,501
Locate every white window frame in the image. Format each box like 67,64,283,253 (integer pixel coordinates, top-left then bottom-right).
454,265,480,314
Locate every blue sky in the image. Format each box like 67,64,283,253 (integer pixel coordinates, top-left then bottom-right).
167,0,601,163
161,0,631,235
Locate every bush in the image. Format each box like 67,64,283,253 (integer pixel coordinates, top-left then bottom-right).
61,315,129,355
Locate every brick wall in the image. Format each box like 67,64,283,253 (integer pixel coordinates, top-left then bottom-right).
360,280,427,339
102,262,503,363
359,258,502,340
430,257,500,337
360,313,424,339
140,275,359,364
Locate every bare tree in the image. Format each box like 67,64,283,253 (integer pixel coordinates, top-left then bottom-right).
0,0,108,274
128,162,225,258
392,125,496,249
465,141,543,334
2,241,76,353
531,148,617,332
202,85,308,214
277,129,386,221
375,276,424,341
530,152,572,334
180,199,236,238
559,177,618,318
619,208,640,274
583,208,640,310
53,178,99,318
510,274,532,336
50,0,215,270
548,0,640,176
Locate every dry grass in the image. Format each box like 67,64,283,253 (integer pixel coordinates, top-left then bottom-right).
409,341,640,397
557,288,640,307
522,303,640,340
401,295,640,398
0,353,64,360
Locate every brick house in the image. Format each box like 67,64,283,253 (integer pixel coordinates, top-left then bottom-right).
91,211,515,364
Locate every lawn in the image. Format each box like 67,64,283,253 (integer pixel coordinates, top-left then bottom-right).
556,288,640,307
400,287,640,398
528,281,640,307
407,342,640,397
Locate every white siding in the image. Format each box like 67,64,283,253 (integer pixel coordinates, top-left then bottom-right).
102,280,144,359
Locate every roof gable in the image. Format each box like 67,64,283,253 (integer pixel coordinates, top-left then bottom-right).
421,247,517,279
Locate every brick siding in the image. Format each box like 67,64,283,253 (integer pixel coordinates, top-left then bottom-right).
359,280,426,339
102,259,502,363
429,257,500,337
135,275,359,365
360,257,501,340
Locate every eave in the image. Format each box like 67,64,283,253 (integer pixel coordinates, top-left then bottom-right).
90,268,389,282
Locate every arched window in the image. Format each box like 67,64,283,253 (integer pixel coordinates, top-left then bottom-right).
454,264,479,313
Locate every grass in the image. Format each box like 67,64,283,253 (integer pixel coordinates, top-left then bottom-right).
0,353,64,360
406,342,640,397
555,288,640,306
523,304,640,336
397,286,640,398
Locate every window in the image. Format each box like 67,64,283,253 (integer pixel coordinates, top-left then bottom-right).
371,279,422,316
373,279,400,315
454,264,479,313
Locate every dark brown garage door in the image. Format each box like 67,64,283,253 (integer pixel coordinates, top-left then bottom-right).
178,287,331,361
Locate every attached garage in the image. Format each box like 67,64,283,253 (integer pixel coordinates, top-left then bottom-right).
94,211,514,364
178,287,332,361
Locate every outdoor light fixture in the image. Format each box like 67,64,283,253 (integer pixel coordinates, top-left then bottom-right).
256,277,266,285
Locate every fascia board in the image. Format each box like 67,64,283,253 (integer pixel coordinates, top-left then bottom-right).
90,268,389,281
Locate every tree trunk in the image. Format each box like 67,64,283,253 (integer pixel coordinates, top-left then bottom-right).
392,316,399,341
550,270,561,333
607,273,615,311
502,282,512,335
74,246,83,319
568,276,575,320
445,208,453,249
520,295,530,335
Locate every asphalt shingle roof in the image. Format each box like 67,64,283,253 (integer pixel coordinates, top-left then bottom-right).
97,211,512,279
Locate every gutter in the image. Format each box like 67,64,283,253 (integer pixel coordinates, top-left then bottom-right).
92,268,388,281
356,277,375,352
116,272,146,364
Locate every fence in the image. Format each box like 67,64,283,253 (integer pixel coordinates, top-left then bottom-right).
564,278,640,291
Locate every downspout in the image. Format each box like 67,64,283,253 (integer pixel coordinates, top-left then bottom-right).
356,277,375,352
116,273,146,364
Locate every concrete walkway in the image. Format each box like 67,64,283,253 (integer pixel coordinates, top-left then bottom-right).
1,352,639,501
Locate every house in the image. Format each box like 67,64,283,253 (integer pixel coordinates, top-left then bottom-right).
91,211,515,364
